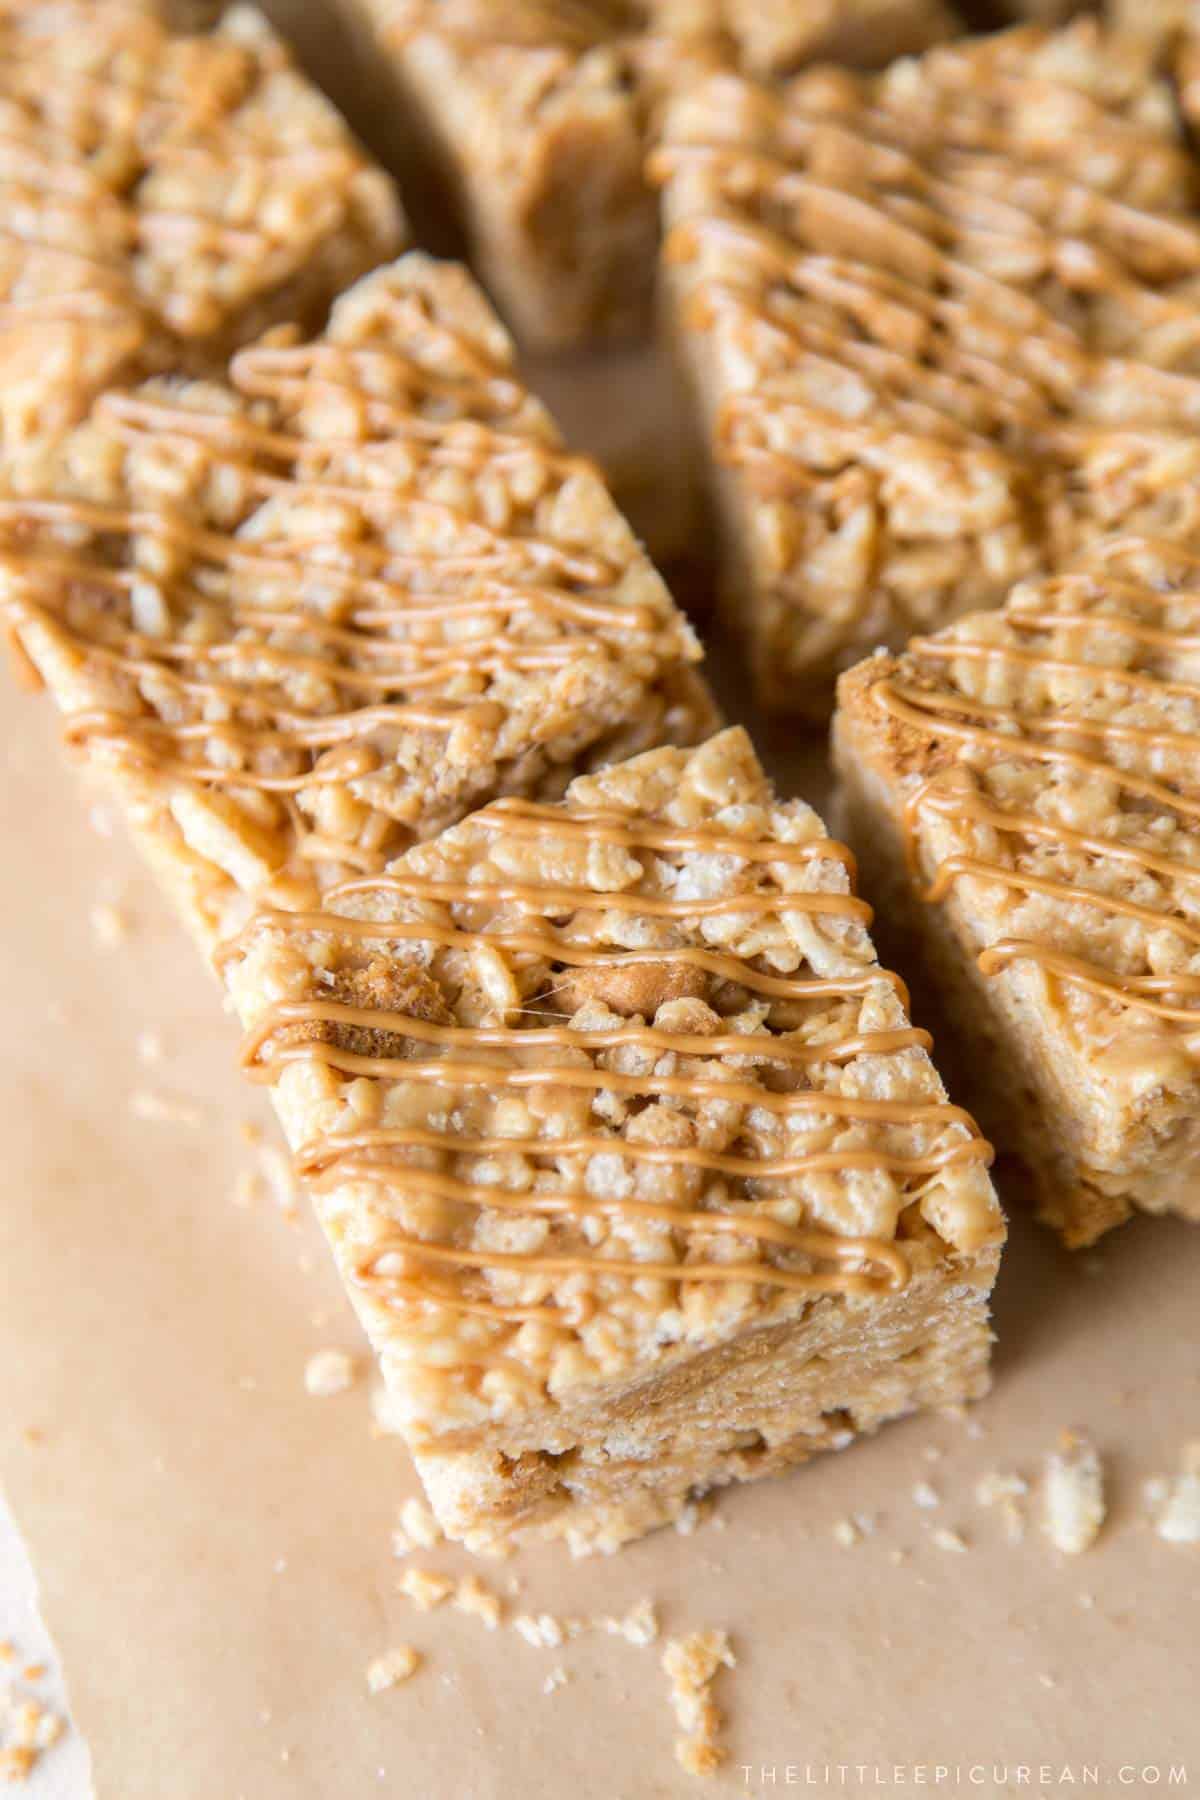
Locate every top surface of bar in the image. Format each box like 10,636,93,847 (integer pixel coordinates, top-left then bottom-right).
852,534,1200,1110
1,254,706,938
654,21,1200,689
226,727,1001,1431
0,0,404,463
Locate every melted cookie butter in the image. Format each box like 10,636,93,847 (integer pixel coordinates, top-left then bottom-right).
0,6,374,360
871,554,1200,1049
650,104,1200,496
227,797,995,1323
0,319,678,839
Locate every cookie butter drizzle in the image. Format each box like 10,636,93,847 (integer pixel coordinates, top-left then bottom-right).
0,309,677,854
872,541,1200,1047
226,797,995,1324
0,8,314,335
650,78,1200,489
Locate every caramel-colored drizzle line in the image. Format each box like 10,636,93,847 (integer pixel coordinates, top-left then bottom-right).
652,135,1200,475
0,336,669,793
0,14,366,318
234,804,993,1321
874,607,1200,1042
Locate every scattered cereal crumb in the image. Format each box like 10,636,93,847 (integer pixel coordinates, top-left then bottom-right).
1078,1592,1095,1611
542,1667,568,1696
1155,1441,1200,1545
513,1614,565,1650
0,1648,12,1666
1042,1431,1105,1555
239,1119,263,1146
90,902,128,948
399,1569,455,1613
128,1088,203,1128
394,1499,442,1554
662,1629,734,1779
303,1349,357,1398
0,1666,66,1786
454,1575,501,1630
599,1599,658,1647
930,1526,968,1554
135,1030,163,1065
832,1517,860,1548
912,1481,940,1509
887,1548,908,1566
1038,1672,1057,1690
365,1647,420,1694
975,1469,1029,1543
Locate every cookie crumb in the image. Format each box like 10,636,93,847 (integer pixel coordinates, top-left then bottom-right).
832,1517,860,1548
930,1526,968,1554
1155,1441,1200,1545
392,1499,443,1555
90,902,128,948
1042,1431,1105,1555
599,1598,658,1647
399,1568,455,1612
365,1647,420,1694
542,1666,568,1695
662,1629,734,1778
975,1469,1029,1543
912,1481,940,1509
129,1088,202,1128
513,1613,565,1650
303,1348,357,1397
454,1575,501,1630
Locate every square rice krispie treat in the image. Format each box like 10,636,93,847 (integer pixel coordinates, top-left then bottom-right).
328,0,961,354
654,21,1200,715
1,252,713,952
224,727,1003,1553
0,0,404,474
834,535,1200,1248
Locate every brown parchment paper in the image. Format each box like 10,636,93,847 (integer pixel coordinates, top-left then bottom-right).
3,640,1200,1799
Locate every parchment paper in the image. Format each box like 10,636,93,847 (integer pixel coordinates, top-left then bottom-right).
3,639,1200,1798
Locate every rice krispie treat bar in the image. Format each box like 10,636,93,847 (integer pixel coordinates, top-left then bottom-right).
653,21,1200,715
719,0,959,76
328,1,961,354
1,252,713,953
834,535,1200,1249
0,0,404,475
223,727,1003,1553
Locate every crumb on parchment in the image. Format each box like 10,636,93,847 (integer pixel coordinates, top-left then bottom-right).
1043,1431,1106,1555
399,1569,455,1613
303,1349,358,1398
391,1499,444,1557
365,1647,420,1694
662,1628,735,1778
0,1653,66,1785
1154,1441,1200,1545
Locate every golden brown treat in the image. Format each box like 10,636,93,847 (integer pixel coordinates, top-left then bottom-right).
0,1,404,474
223,726,1003,1553
721,0,959,75
1,253,713,953
834,535,1200,1247
654,22,1200,715
326,1,961,355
